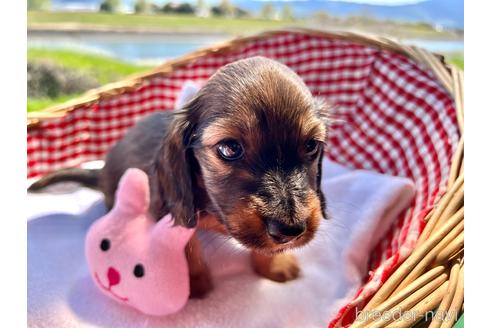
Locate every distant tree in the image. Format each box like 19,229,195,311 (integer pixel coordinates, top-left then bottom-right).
150,3,161,13
100,0,120,13
162,2,195,14
281,4,294,21
313,11,331,24
28,0,51,11
235,7,249,18
210,6,222,16
134,0,151,14
260,3,275,20
176,3,195,14
219,0,235,18
211,0,249,18
162,2,177,13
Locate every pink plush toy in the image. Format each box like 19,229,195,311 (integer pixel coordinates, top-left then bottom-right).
85,168,195,316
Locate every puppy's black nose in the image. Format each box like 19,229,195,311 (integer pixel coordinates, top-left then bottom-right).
266,219,306,244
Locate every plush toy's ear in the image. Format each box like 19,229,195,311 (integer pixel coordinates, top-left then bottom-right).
175,81,201,109
152,214,195,249
114,168,150,216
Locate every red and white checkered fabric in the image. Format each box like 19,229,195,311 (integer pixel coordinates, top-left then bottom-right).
26,31,459,327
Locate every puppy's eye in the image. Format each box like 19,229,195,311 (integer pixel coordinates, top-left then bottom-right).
133,264,145,278
100,239,110,252
305,139,320,157
217,140,244,161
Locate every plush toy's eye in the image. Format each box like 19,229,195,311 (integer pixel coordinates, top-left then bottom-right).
100,239,110,251
133,264,145,278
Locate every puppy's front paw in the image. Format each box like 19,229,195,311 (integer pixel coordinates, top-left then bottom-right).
189,269,214,299
251,252,301,282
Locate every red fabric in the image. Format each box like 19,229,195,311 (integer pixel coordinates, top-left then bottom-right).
26,31,459,327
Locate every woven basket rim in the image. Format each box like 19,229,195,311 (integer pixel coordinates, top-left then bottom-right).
26,27,463,130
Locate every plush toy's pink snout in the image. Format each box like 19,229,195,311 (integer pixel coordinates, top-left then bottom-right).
85,168,195,316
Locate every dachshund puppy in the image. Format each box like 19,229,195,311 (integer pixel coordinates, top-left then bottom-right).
28,56,330,297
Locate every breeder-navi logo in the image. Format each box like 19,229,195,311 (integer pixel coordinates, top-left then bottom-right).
354,307,459,324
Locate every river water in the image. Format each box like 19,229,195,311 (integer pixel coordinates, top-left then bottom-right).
27,31,464,66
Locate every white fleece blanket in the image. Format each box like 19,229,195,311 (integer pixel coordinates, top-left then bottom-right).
27,159,415,328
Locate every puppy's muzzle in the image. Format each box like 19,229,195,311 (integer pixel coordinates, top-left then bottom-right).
265,218,306,244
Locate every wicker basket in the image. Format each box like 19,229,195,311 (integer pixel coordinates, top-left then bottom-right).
27,28,464,328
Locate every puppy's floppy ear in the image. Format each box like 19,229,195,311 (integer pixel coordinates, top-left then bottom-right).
316,147,328,220
314,97,331,220
151,107,199,228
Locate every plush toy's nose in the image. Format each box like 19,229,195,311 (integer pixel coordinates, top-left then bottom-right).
107,267,120,286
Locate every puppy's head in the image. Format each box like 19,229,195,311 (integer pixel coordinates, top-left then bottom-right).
155,57,330,254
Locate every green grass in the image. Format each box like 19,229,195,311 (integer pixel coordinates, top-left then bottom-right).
28,48,150,112
447,52,464,69
28,11,300,34
28,48,150,85
27,95,77,112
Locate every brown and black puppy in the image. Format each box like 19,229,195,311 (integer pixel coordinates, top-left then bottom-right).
29,56,330,298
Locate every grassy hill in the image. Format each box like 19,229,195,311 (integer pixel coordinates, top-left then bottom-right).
27,49,150,112
27,11,462,39
28,11,299,34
